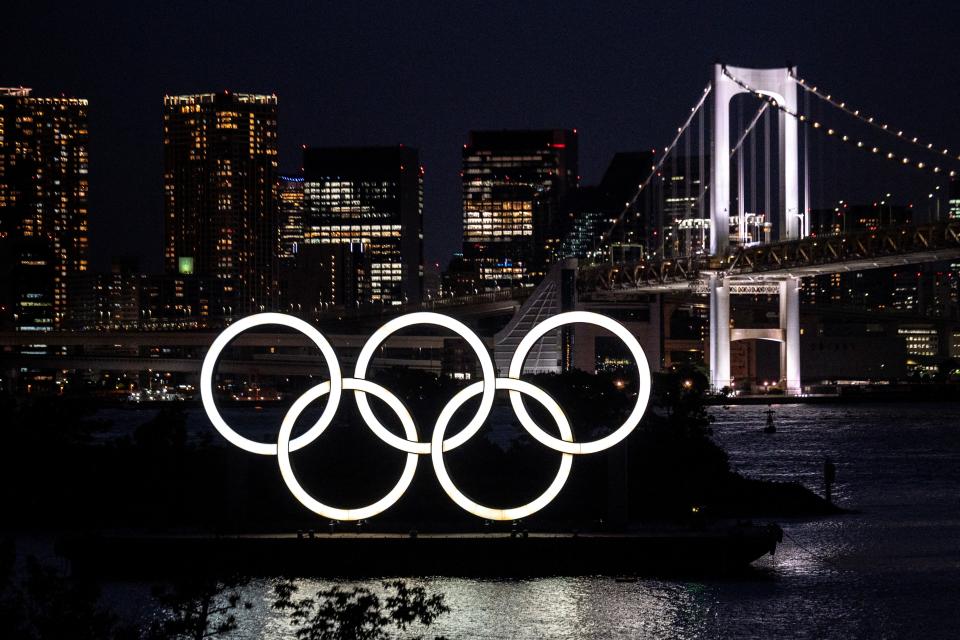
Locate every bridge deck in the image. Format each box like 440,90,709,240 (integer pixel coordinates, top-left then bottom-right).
582,221,960,294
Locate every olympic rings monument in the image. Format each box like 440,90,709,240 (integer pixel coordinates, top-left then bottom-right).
201,310,652,522
64,308,782,577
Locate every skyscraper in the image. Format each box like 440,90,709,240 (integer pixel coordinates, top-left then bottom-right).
3,240,54,337
0,87,89,330
277,173,304,263
801,203,918,310
66,257,140,330
561,151,652,261
656,153,710,258
461,130,578,288
163,91,279,316
302,146,423,305
949,177,960,220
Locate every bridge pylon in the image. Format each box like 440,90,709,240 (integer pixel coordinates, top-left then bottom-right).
708,274,731,391
708,274,801,395
779,277,801,395
711,64,800,254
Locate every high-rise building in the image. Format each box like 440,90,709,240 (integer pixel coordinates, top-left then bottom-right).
655,154,710,258
281,243,367,315
561,151,652,261
3,239,55,337
949,178,960,220
423,261,442,299
0,87,89,330
461,130,578,288
802,203,916,309
67,257,140,330
303,146,423,305
898,324,940,375
809,202,911,236
277,173,304,263
163,91,279,317
138,273,219,330
560,186,606,261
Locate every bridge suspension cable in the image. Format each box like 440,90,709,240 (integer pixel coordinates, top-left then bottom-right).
602,83,712,241
722,68,958,179
730,102,769,158
789,71,960,164
615,96,766,254
698,93,706,250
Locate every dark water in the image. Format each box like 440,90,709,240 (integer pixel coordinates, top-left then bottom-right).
102,402,960,639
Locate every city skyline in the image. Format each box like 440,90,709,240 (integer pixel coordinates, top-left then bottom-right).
3,5,960,390
2,84,955,278
4,83,959,331
4,1,959,272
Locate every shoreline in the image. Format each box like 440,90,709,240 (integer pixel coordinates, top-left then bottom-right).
707,390,960,405
58,525,785,578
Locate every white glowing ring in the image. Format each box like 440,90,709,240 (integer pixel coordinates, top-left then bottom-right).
202,310,653,522
200,312,343,455
276,378,419,521
508,311,651,455
431,378,573,521
353,312,496,454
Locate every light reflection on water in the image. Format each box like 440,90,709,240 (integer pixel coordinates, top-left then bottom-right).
102,402,960,638
121,576,714,639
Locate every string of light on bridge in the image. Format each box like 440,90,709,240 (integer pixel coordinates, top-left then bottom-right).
723,69,958,180
601,83,712,242
789,71,960,164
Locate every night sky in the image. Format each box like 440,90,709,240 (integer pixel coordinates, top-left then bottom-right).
4,1,959,272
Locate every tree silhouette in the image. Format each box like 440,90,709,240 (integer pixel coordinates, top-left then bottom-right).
144,576,252,640
273,579,449,640
0,551,122,640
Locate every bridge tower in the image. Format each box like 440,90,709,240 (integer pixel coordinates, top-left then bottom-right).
710,65,802,394
711,64,800,254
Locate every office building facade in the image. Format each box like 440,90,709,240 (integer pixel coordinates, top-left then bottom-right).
561,151,652,261
67,257,140,331
277,173,304,263
303,146,423,305
655,153,709,258
461,130,578,288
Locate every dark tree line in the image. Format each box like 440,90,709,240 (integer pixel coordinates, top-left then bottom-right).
0,365,836,537
0,539,449,639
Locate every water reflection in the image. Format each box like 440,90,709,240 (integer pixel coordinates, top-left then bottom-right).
101,402,960,638
211,577,714,639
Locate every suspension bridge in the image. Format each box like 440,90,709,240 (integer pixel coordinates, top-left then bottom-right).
542,64,960,394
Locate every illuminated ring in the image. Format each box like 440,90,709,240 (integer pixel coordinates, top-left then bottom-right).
200,312,343,455
431,378,573,521
353,312,496,454
508,311,651,455
276,378,418,521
